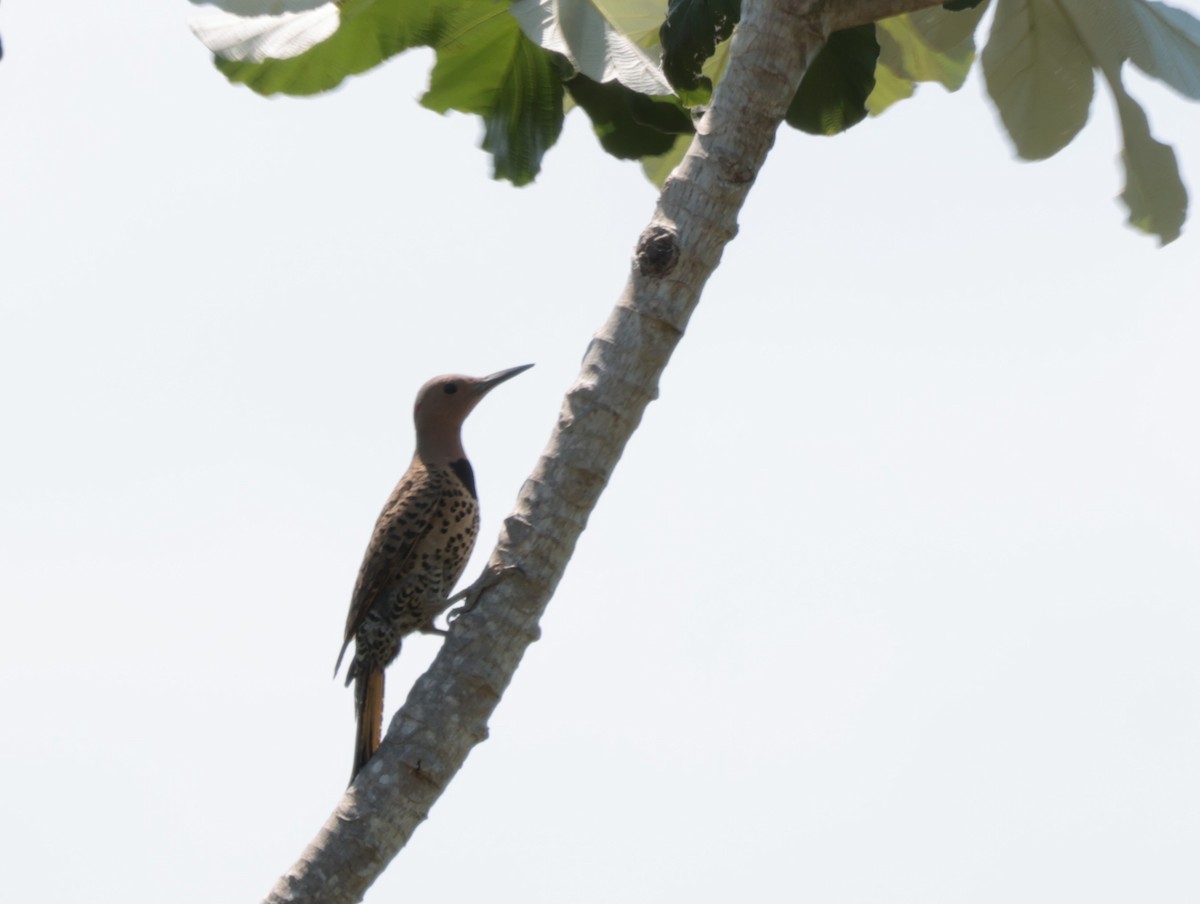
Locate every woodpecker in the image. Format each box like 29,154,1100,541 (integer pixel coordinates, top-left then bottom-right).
336,364,532,780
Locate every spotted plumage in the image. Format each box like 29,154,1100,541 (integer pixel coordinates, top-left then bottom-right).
337,365,532,782
340,461,479,676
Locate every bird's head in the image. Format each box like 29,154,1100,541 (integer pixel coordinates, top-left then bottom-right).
413,364,533,462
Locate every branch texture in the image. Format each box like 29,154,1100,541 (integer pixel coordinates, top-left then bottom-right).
264,0,946,901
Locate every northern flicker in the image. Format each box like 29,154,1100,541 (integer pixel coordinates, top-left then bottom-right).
336,364,533,781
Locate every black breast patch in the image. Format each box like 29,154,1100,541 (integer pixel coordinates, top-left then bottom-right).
449,458,477,498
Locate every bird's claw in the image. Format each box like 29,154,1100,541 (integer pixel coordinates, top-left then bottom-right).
447,563,523,622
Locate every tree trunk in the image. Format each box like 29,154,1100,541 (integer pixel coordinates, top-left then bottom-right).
264,0,945,901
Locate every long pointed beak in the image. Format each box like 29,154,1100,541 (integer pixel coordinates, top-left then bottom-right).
477,363,534,393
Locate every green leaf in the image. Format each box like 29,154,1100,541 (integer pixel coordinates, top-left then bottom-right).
509,0,673,96
877,2,988,90
659,0,741,102
204,0,436,96
423,19,565,186
1057,0,1200,101
190,4,342,76
865,3,988,117
1127,1,1200,99
865,62,917,115
565,75,693,160
1051,0,1193,244
977,0,1193,241
786,25,879,136
1108,75,1187,244
196,0,566,184
1007,0,1200,104
982,0,1095,160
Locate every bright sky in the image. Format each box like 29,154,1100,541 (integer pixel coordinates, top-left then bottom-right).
3,3,1199,902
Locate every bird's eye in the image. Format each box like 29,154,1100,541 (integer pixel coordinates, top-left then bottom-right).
444,382,458,394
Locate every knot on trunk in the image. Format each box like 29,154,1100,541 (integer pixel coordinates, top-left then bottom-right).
635,225,679,277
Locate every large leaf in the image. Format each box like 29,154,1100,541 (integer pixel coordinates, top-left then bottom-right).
565,75,693,159
191,4,340,64
867,2,989,115
1054,0,1194,243
1108,73,1188,244
422,16,565,185
976,0,1200,243
659,0,741,106
866,63,917,114
510,0,672,96
786,25,879,136
982,0,1095,160
877,3,988,89
1054,0,1200,100
192,0,565,185
195,0,431,94
1127,0,1200,99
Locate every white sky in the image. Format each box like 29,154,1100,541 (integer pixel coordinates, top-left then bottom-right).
3,3,1199,902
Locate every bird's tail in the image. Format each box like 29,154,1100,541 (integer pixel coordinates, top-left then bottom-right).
351,667,385,783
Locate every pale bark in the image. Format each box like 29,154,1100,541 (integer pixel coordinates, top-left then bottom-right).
264,0,946,901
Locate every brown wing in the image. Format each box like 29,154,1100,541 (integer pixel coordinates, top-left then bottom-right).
334,463,444,676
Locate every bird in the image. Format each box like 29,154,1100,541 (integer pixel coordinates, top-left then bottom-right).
336,364,533,781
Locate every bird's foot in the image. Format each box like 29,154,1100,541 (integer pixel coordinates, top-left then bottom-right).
447,562,524,622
